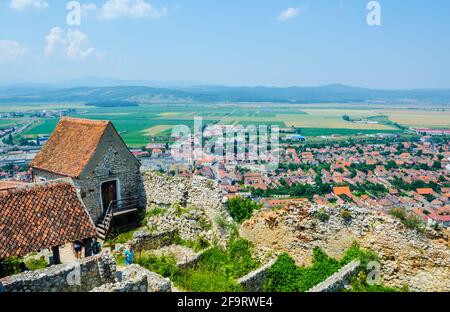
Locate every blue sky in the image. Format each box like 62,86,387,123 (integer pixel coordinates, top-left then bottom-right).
0,0,449,88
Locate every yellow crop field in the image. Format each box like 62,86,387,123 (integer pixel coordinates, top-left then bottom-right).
284,109,396,130
380,109,450,128
141,125,173,136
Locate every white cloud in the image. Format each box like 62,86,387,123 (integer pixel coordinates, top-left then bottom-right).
65,29,96,60
0,40,28,63
45,27,101,60
9,0,48,10
278,7,304,21
99,0,167,19
45,27,65,56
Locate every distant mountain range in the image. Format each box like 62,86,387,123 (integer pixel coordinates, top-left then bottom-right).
1,82,450,105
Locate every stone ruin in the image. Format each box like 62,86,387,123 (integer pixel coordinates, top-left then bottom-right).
0,254,171,293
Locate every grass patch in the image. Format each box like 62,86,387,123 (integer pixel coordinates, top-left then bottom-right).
145,206,166,218
107,228,139,246
263,243,379,292
137,237,260,292
0,256,48,278
173,233,210,252
389,208,425,233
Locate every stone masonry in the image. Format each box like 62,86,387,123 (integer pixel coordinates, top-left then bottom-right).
307,260,360,292
33,145,145,223
0,254,116,292
142,171,231,242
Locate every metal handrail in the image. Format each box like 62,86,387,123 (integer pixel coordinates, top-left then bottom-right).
98,196,140,241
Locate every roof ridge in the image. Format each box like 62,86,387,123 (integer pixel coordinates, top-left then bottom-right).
29,117,113,178
0,179,75,197
60,116,110,126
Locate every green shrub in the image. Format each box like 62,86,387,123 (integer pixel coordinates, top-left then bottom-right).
328,198,337,204
197,217,212,231
389,208,406,219
227,197,262,223
136,254,179,279
146,206,166,218
340,209,352,220
315,209,330,222
114,253,125,266
25,257,48,271
264,243,377,292
226,238,260,278
0,257,22,278
263,253,302,292
214,216,229,230
389,208,425,233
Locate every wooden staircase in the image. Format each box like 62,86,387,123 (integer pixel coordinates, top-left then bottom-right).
96,196,139,241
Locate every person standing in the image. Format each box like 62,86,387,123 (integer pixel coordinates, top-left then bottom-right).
124,245,134,266
73,240,82,259
91,238,102,255
84,238,93,257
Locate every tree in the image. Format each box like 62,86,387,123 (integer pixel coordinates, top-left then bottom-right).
227,197,261,223
342,115,351,122
433,161,442,169
3,134,13,145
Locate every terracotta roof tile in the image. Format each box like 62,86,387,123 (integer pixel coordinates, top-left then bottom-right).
30,117,110,178
0,181,97,259
416,188,434,195
333,186,352,197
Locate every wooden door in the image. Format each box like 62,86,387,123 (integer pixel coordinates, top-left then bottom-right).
102,180,117,212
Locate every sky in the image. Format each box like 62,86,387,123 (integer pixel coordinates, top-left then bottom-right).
0,0,449,89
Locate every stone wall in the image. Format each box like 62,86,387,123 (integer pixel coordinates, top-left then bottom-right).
176,247,213,270
237,260,276,292
307,260,360,292
90,265,171,292
142,171,231,241
81,146,144,222
90,275,147,292
0,254,116,292
241,203,450,292
130,229,177,251
33,145,145,223
122,265,171,292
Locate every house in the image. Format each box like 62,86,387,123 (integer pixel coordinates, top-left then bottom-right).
416,188,434,196
333,186,352,197
30,117,145,238
0,180,97,263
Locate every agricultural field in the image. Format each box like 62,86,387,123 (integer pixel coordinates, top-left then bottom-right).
381,109,450,128
2,102,448,147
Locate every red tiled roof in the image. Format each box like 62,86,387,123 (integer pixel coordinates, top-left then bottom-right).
0,180,27,191
30,117,111,178
333,186,351,196
416,188,434,195
0,181,97,259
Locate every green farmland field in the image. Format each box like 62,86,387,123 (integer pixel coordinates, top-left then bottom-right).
11,103,448,147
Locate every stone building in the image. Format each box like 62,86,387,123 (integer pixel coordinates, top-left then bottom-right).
0,180,97,263
30,117,145,238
